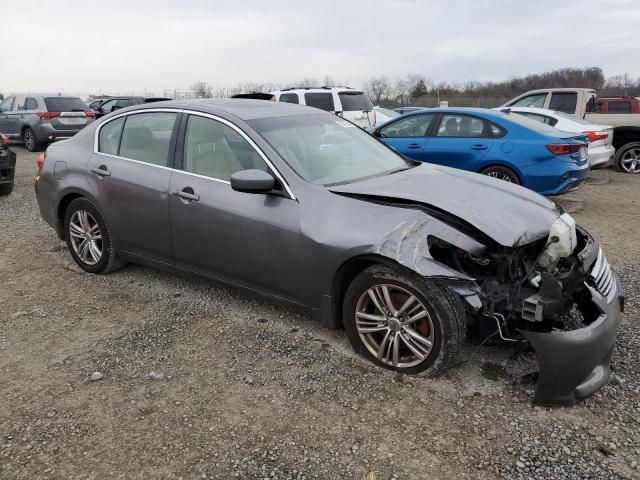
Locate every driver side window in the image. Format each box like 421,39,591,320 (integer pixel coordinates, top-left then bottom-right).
510,94,547,109
380,114,433,138
0,97,14,112
183,115,269,182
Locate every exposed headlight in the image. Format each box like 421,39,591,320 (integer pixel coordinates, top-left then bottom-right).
537,213,577,271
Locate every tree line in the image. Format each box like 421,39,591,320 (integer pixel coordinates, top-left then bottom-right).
189,66,640,108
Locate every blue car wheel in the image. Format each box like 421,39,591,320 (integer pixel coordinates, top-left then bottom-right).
480,165,520,184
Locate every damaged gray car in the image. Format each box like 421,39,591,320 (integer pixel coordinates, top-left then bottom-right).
34,100,624,405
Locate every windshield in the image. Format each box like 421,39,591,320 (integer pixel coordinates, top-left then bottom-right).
553,111,593,125
338,92,373,111
375,107,399,118
249,114,411,186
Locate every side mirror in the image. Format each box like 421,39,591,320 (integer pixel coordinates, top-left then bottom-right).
111,105,122,112
230,169,275,194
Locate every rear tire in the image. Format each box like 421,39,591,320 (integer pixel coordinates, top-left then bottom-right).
614,142,640,174
343,264,466,376
63,198,125,274
480,165,520,184
22,128,42,152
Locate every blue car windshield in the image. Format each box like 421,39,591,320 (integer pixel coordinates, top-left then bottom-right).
250,114,412,186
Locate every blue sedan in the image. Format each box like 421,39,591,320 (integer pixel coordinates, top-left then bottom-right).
372,108,589,195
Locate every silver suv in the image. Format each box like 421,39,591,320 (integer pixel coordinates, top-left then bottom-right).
0,95,95,151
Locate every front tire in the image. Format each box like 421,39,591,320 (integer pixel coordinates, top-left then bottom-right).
22,128,42,152
343,265,466,376
614,142,640,174
64,198,124,274
480,165,520,184
0,183,13,196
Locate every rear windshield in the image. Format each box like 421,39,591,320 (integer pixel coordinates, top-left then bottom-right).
338,92,373,111
44,97,89,112
504,112,560,134
553,111,593,125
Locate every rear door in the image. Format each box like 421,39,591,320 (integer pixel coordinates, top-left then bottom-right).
87,110,179,263
376,113,435,162
548,92,578,114
424,113,494,170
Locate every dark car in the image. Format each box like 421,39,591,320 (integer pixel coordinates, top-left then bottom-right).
34,99,623,405
0,134,16,195
92,96,172,118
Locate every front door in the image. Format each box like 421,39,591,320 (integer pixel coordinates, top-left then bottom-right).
424,113,494,170
86,111,179,263
377,113,435,162
169,113,302,302
0,97,21,138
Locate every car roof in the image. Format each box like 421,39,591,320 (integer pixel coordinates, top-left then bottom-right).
401,107,509,119
125,98,320,120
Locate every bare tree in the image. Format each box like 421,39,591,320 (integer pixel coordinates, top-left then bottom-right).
363,76,392,104
190,81,212,98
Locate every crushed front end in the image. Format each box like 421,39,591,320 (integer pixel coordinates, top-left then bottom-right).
430,214,624,406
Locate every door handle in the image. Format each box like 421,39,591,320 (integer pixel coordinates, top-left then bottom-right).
407,143,422,149
90,166,111,177
174,188,200,202
471,144,488,150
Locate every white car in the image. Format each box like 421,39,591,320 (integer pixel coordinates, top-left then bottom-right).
373,106,399,124
501,106,615,168
271,87,375,129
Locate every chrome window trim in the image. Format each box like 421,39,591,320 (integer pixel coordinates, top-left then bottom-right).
93,108,296,200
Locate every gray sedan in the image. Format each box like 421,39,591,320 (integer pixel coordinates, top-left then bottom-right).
35,99,623,405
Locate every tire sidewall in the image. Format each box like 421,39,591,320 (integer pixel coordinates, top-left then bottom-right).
23,128,39,152
481,165,520,184
615,142,640,174
343,266,448,376
64,198,113,273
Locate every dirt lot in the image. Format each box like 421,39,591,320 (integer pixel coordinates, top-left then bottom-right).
1,146,639,480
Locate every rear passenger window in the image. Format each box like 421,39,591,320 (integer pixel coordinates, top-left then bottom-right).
304,92,335,112
549,93,577,114
489,122,507,137
279,93,299,104
118,113,177,166
183,115,268,181
437,114,485,137
99,117,125,156
25,98,38,110
607,101,631,114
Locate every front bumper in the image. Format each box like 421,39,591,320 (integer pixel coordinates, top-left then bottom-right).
521,274,623,406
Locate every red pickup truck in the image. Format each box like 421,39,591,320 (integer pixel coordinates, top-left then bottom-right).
596,97,640,114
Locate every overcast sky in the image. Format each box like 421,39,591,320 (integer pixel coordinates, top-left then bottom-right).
1,0,638,96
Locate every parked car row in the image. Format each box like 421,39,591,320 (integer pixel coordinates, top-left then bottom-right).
34,99,624,405
503,88,640,173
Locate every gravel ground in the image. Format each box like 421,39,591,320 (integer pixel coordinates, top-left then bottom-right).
1,147,639,480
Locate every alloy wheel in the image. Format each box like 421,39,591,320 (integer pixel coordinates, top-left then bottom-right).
485,170,513,182
23,130,35,150
355,284,435,368
69,210,103,265
620,148,640,174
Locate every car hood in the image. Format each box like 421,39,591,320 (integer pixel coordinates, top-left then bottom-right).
328,164,562,247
